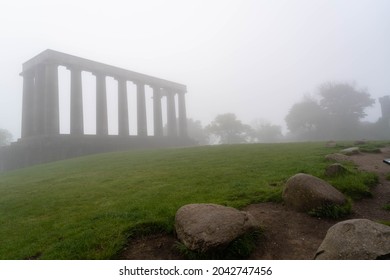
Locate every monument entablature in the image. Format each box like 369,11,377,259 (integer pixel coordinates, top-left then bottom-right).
22,49,187,91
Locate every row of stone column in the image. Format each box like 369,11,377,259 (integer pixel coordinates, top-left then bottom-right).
21,63,188,139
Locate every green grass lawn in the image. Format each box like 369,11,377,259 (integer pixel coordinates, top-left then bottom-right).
0,142,379,259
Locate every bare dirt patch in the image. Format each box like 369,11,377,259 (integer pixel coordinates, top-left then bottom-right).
119,148,390,260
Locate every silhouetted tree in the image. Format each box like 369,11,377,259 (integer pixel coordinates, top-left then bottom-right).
205,113,253,144
319,82,374,139
285,82,375,140
251,119,283,143
0,129,12,147
186,118,208,145
319,82,374,120
285,96,328,140
162,118,208,144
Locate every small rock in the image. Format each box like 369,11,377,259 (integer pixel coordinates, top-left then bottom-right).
325,163,348,177
282,173,346,212
325,141,337,147
325,153,352,163
315,219,390,259
340,147,360,155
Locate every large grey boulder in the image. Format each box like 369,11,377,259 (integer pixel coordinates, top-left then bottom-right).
175,203,259,252
283,173,346,212
315,219,390,259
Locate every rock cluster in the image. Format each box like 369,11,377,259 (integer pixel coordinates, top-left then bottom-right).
174,163,387,259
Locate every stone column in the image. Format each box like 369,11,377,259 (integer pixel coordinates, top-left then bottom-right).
69,66,84,135
152,86,163,137
21,70,35,138
117,78,129,136
44,62,60,135
136,82,147,137
95,73,108,136
178,91,188,138
166,89,177,137
33,64,47,136
379,96,390,119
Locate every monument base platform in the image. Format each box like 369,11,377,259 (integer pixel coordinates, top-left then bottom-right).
0,135,196,172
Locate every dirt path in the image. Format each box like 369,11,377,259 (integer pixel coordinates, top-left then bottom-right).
120,148,390,260
348,147,390,221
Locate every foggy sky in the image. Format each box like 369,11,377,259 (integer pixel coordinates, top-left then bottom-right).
1,0,390,139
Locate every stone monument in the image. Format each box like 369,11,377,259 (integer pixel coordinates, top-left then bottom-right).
0,50,193,171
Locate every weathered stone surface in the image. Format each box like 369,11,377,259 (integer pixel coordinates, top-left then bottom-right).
282,173,346,212
175,203,259,252
315,219,390,260
325,153,352,163
324,163,348,177
340,147,360,155
325,141,337,147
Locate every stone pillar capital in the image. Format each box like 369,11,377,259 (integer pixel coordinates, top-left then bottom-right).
162,88,176,97
113,76,126,82
92,71,106,78
132,80,144,87
149,84,161,90
66,64,83,72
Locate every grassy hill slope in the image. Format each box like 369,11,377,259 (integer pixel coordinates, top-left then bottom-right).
0,142,377,259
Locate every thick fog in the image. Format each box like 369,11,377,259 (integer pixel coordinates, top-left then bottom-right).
1,0,390,140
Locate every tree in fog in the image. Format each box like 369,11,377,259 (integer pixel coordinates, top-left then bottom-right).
186,118,208,145
163,118,208,145
319,82,374,119
0,128,13,147
205,113,253,144
285,96,328,140
318,82,374,139
251,119,283,143
285,82,375,140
